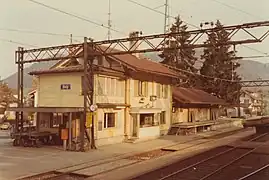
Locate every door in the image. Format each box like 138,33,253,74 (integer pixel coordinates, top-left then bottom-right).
132,114,138,137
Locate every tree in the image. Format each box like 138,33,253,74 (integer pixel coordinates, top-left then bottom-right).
159,16,198,87
199,20,241,103
0,81,14,108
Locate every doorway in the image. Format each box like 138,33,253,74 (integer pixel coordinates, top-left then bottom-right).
132,114,138,137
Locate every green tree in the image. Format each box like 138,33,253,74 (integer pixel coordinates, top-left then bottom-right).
0,81,14,109
200,20,241,103
159,16,198,87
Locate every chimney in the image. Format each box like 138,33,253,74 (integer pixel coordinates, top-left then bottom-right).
129,31,142,58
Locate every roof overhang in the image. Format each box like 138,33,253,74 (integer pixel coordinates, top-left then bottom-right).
7,107,84,113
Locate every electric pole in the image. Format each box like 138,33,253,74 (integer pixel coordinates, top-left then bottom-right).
70,34,73,44
164,0,169,33
108,0,112,40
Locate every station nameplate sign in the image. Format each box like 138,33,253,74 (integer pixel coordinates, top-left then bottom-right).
60,84,71,90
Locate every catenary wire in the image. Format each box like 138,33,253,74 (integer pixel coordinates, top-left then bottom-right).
0,38,37,47
27,0,126,35
208,0,264,20
126,0,199,29
206,0,269,56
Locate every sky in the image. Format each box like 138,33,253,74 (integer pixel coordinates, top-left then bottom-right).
0,0,269,79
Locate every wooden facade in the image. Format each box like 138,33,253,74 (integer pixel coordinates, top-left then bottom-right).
27,54,177,147
171,87,226,135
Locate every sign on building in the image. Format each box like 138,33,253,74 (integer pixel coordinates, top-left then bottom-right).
60,84,71,90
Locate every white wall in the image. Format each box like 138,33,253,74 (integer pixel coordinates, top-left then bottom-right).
139,126,160,139
38,73,126,107
95,108,125,146
129,79,172,133
38,73,83,107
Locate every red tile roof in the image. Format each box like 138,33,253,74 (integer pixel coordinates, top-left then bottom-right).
173,87,226,105
30,45,181,78
109,54,179,77
95,45,180,77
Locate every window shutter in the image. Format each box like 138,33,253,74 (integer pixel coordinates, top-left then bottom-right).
156,83,161,98
163,85,168,99
98,76,105,95
106,78,111,95
144,82,148,97
113,78,117,96
134,80,139,96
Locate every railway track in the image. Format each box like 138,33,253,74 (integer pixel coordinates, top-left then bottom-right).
238,163,269,180
18,128,250,180
132,132,269,180
242,132,269,142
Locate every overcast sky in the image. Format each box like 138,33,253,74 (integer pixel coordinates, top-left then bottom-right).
0,0,269,78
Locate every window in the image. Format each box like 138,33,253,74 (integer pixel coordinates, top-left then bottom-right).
156,83,168,98
106,78,111,95
156,83,161,98
162,85,168,98
40,113,50,128
189,111,195,122
97,76,105,95
111,78,116,96
116,80,122,96
104,113,116,128
134,80,148,97
160,111,166,124
140,113,157,127
40,119,49,128
51,113,61,128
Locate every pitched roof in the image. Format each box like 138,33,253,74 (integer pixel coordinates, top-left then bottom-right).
108,54,179,77
30,65,83,75
30,45,181,78
241,90,261,101
173,87,226,105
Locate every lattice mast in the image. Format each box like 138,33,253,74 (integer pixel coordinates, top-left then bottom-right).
108,0,112,40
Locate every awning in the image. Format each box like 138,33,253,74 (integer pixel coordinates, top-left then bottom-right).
130,107,162,114
7,107,84,113
173,87,227,106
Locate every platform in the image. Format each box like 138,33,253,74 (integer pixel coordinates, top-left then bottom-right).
168,121,215,135
243,116,269,133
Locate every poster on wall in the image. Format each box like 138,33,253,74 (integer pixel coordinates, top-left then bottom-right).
86,112,93,128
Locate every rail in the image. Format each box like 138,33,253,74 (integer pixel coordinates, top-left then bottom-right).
238,163,269,180
159,132,269,180
19,128,249,180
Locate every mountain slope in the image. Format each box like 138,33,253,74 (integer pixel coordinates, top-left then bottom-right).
143,52,269,81
3,62,55,91
3,53,268,91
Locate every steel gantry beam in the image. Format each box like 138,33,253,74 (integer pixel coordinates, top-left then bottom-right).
15,20,269,151
240,80,269,87
18,20,269,64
